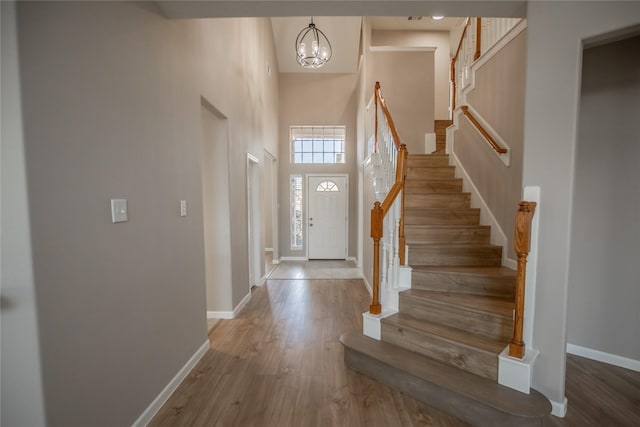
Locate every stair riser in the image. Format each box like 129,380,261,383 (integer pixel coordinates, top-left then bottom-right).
407,158,450,167
405,209,480,225
381,322,498,380
407,167,456,179
404,226,491,244
405,180,463,193
405,193,470,209
408,247,502,267
411,270,515,298
343,347,544,427
399,297,513,341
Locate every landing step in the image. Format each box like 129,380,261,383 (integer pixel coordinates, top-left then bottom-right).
340,332,551,427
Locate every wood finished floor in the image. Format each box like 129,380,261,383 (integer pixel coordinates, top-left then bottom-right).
150,276,640,426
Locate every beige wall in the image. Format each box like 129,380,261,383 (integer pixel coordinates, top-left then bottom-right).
455,30,526,257
369,51,435,154
12,2,278,425
198,16,279,302
568,35,640,360
371,30,450,121
278,73,358,259
523,0,640,407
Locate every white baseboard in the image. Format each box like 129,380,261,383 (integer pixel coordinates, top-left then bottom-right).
207,291,251,320
550,397,568,418
265,248,273,252
279,256,308,261
132,340,210,426
449,150,516,269
347,256,358,263
567,343,640,372
272,259,280,265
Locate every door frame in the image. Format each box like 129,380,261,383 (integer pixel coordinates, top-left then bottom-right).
305,173,349,260
247,152,262,288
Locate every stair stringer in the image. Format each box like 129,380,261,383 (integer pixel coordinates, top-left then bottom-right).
444,128,541,394
444,131,516,270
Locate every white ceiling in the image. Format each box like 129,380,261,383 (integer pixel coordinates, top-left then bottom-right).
369,16,463,32
271,17,362,74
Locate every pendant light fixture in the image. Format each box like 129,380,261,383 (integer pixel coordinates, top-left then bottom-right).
295,17,332,69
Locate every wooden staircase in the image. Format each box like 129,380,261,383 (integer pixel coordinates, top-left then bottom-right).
433,119,452,154
342,150,550,425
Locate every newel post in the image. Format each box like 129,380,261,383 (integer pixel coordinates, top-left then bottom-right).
509,201,537,359
370,201,383,314
397,144,408,266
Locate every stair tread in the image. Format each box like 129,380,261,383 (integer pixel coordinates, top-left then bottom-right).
384,313,508,354
411,265,516,276
406,224,490,230
402,289,514,318
408,243,503,249
341,332,551,418
408,154,449,159
407,192,471,196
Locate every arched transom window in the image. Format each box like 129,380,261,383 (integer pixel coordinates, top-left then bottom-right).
316,180,339,192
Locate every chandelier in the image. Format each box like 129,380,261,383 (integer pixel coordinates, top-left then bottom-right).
295,17,332,69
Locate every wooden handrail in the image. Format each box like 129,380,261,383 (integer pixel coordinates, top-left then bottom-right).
460,106,508,154
474,18,482,60
509,201,537,359
374,82,402,151
369,82,408,315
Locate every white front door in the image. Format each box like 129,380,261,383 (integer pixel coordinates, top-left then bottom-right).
307,175,348,259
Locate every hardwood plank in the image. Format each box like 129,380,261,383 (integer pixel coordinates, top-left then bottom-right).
149,271,640,427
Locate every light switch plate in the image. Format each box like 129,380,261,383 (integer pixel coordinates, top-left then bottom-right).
180,200,187,217
111,199,128,223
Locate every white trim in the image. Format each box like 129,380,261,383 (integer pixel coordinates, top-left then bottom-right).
449,150,517,269
272,259,280,265
498,346,539,394
346,256,358,263
246,152,260,164
369,46,436,52
246,153,261,289
265,248,273,252
207,291,251,320
363,309,397,340
279,256,308,262
207,310,234,320
550,397,568,418
132,340,210,427
567,343,640,372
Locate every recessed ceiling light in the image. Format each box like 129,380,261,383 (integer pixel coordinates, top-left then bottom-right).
432,16,445,20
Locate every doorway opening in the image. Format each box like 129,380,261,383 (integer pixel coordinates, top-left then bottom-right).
247,153,263,288
200,98,233,324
